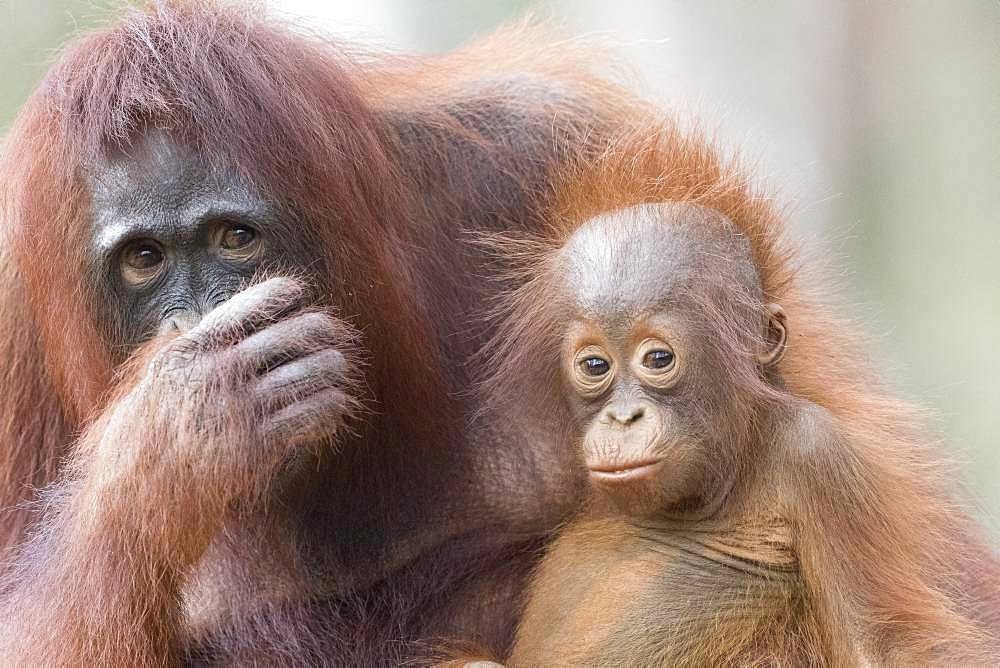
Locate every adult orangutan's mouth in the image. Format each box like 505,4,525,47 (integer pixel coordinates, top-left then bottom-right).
587,458,665,484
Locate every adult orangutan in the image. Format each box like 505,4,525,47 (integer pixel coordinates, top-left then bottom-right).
0,2,632,664
470,125,1000,664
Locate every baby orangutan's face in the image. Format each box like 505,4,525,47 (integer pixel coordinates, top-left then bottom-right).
562,308,711,516
556,203,786,518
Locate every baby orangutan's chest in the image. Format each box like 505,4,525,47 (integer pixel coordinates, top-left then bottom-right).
512,518,814,666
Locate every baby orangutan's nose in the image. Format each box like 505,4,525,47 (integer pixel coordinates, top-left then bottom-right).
603,403,645,427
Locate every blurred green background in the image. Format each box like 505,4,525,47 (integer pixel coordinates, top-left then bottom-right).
2,1,998,539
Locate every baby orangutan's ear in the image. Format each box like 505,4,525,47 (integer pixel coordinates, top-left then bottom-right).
756,303,787,368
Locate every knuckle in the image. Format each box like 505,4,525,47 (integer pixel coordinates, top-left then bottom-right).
293,311,333,331
319,347,346,362
317,349,347,373
216,277,303,319
151,344,191,375
277,312,342,347
314,387,348,410
254,276,304,306
173,329,209,354
260,275,302,293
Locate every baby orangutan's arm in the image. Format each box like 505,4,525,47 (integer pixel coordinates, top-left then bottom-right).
781,401,997,664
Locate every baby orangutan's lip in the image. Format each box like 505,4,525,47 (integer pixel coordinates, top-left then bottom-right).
587,458,665,484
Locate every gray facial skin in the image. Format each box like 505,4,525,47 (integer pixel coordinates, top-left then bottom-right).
86,131,315,353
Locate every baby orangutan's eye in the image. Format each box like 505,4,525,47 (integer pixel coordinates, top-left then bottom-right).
642,349,675,371
571,345,615,396
581,356,611,377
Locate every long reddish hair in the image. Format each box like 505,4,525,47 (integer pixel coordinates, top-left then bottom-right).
481,114,1000,658
0,0,432,548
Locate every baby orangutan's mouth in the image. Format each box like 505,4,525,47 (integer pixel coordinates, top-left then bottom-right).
588,458,665,484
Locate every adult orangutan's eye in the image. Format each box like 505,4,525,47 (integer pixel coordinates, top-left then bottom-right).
120,240,165,285
220,224,258,250
124,242,163,270
581,356,611,377
642,349,675,371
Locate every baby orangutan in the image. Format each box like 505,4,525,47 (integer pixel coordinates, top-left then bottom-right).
480,202,1000,665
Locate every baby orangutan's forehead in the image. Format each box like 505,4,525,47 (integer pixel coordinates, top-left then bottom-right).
556,202,747,321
